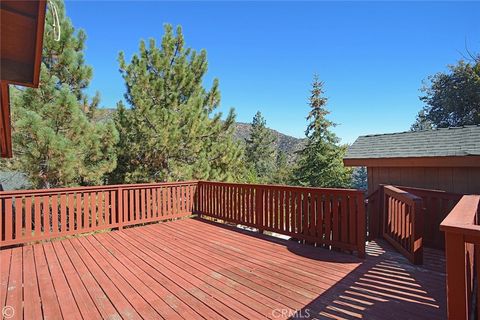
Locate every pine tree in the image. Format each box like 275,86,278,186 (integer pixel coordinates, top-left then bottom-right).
351,166,368,190
411,110,433,131
292,75,352,188
245,111,277,183
272,151,292,184
4,0,118,188
111,25,244,183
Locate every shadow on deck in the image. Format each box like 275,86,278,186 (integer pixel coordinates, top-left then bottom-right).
292,240,446,319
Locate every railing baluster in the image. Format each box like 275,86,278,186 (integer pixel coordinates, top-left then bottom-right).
34,197,41,239
14,197,22,240
25,196,32,239
52,195,58,234
43,196,49,236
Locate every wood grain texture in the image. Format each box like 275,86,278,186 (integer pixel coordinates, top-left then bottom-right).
0,218,446,320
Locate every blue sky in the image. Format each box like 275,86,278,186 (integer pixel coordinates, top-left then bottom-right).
68,1,480,144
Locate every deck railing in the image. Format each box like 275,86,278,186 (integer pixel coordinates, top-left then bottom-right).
382,185,424,264
0,180,365,256
0,181,197,247
440,195,480,320
368,185,461,249
197,181,366,257
397,186,462,249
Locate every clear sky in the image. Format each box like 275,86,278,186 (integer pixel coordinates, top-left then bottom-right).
67,1,480,144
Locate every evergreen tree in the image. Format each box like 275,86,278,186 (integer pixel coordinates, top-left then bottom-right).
351,166,368,190
292,75,352,188
272,151,292,184
245,111,277,183
4,0,118,188
411,110,433,131
111,25,243,183
417,57,480,128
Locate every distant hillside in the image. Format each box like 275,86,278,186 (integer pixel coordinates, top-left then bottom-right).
93,108,305,162
233,122,305,162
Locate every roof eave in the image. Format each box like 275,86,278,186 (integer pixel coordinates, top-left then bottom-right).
343,156,480,168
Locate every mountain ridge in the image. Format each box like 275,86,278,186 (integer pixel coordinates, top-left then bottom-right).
94,108,305,161
232,122,305,162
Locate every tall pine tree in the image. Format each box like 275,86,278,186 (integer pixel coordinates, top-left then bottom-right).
111,25,244,183
245,111,277,183
292,75,351,188
4,0,118,188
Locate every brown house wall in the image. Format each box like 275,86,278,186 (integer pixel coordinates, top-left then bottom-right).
367,167,480,195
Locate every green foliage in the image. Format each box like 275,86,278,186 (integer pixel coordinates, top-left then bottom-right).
271,151,292,185
4,0,118,188
351,166,367,190
411,110,433,131
245,111,277,183
416,57,480,128
292,75,352,188
111,24,244,183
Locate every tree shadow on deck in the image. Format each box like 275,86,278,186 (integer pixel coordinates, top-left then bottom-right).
193,216,360,263
291,241,447,320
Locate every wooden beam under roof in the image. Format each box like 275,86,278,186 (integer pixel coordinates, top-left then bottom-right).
0,82,12,158
1,0,47,86
0,0,47,158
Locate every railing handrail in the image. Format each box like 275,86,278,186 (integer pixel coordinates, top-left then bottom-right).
199,180,364,194
0,180,199,198
440,195,480,236
383,185,423,204
0,180,362,197
395,185,463,201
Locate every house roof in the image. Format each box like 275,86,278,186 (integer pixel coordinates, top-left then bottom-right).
344,125,480,167
0,171,31,191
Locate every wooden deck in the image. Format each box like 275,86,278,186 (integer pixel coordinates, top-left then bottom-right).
1,218,446,320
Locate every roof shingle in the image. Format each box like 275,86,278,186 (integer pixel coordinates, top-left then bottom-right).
345,125,480,159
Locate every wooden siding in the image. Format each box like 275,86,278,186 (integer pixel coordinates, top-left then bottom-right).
0,218,446,320
367,167,480,195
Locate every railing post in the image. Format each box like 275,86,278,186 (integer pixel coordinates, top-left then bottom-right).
118,187,123,230
379,185,385,239
194,181,200,215
412,199,424,264
255,186,264,233
357,194,366,258
445,231,468,320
